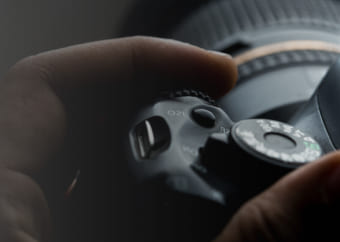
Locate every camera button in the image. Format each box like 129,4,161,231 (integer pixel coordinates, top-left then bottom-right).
191,108,216,128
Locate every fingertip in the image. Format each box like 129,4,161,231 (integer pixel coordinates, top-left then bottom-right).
133,37,238,98
291,151,340,180
267,151,340,207
319,151,340,203
205,50,238,97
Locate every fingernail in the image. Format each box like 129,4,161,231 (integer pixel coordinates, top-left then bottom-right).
208,50,232,59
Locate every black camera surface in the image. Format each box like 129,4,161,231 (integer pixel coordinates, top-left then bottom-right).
126,59,340,241
122,0,340,241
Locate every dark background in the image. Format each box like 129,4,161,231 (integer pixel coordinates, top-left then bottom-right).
0,0,133,76
0,0,208,77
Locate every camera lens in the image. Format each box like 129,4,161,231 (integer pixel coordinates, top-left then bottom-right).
169,0,340,122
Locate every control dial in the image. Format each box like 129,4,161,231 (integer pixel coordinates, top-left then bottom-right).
166,89,217,106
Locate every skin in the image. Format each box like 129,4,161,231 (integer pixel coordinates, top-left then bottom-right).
215,151,340,242
0,36,340,242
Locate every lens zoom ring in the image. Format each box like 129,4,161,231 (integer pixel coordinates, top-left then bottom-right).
172,0,340,49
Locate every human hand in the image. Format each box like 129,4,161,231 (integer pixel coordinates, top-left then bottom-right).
0,36,237,241
214,151,340,242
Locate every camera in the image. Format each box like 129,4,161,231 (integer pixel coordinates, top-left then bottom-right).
122,0,340,241
126,59,340,241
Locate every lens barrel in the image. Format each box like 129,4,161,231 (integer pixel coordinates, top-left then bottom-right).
170,0,340,121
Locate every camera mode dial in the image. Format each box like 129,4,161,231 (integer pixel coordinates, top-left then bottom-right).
199,119,323,197
231,119,322,168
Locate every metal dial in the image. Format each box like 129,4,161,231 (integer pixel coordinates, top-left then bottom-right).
231,119,322,168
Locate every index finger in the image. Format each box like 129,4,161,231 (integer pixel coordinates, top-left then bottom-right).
0,37,237,174
8,36,238,99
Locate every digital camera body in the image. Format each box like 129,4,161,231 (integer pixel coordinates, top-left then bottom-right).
126,58,340,241
121,0,340,241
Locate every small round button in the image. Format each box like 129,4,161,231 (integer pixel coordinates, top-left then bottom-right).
191,108,216,128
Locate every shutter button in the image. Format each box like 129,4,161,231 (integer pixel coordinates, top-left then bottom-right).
191,108,216,128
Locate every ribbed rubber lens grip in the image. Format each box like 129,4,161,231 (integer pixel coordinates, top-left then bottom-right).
171,0,340,49
239,50,340,79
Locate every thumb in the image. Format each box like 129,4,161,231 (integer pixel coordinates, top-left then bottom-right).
215,151,340,242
